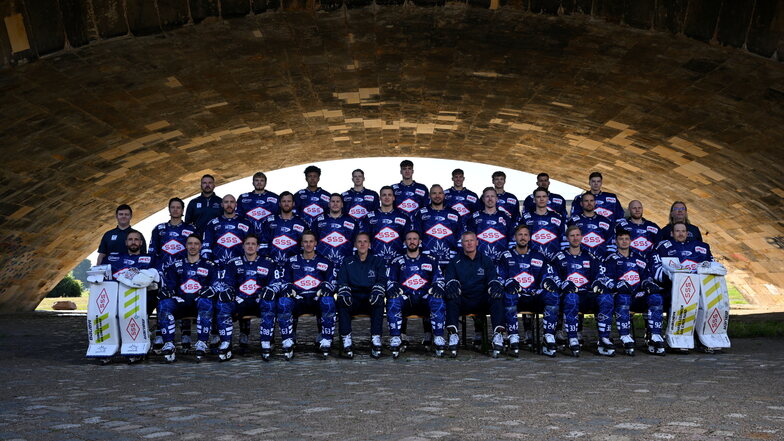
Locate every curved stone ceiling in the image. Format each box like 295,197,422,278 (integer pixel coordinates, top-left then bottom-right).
1,7,783,312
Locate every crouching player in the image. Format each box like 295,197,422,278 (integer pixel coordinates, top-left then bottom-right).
336,232,388,359
604,230,665,356
278,231,336,360
499,224,561,357
386,231,447,358
159,234,219,362
218,234,280,361
550,226,613,357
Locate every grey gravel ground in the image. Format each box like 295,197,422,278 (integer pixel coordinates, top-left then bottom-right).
1,312,782,441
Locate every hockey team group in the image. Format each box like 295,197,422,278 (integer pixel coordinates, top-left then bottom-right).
85,159,729,364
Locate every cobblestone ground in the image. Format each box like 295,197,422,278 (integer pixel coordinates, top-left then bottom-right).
1,312,782,441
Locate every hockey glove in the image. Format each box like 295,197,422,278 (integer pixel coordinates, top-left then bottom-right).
428,284,444,299
387,283,404,299
369,285,385,306
217,288,235,303
615,280,632,294
260,286,276,301
641,280,662,295
197,287,216,299
542,278,560,293
444,280,461,300
504,279,522,296
591,279,610,294
284,286,302,299
488,280,504,299
337,286,352,308
86,265,112,284
316,282,335,299
561,280,579,294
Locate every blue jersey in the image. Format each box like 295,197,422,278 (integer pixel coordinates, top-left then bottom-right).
444,187,480,219
466,210,514,263
105,253,156,280
201,215,251,265
283,254,336,297
523,211,566,261
237,191,280,235
163,257,219,298
522,191,568,219
185,194,223,235
149,221,196,270
498,248,554,294
260,214,308,267
550,247,607,292
568,213,615,259
616,217,660,256
387,253,444,296
496,191,521,226
313,214,359,268
571,191,624,222
657,223,703,244
414,206,464,266
342,188,380,221
603,250,657,292
295,188,331,227
363,209,413,263
655,239,713,273
392,181,429,219
225,255,280,299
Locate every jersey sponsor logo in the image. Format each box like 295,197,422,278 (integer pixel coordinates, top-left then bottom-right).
552,197,563,204
598,222,609,230
272,235,297,250
631,236,652,252
531,258,543,267
217,232,242,248
647,226,658,234
237,223,249,232
322,231,348,248
292,224,304,233
421,263,433,271
375,227,400,243
343,221,355,229
267,197,277,203
552,217,561,226
620,270,641,286
477,228,504,243
180,279,203,294
197,268,209,276
303,203,324,217
246,206,272,221
451,202,470,216
402,273,427,290
257,266,269,276
348,205,368,219
196,203,202,208
582,231,605,248
162,239,185,255
595,207,613,218
320,194,331,202
138,256,151,264
294,275,321,290
239,279,258,296
394,217,406,226
415,188,426,197
695,246,707,254
532,229,557,245
635,259,647,269
606,196,616,203
364,195,375,201
447,214,459,222
426,223,453,240
567,272,589,287
582,261,590,268
466,195,477,203
398,198,419,213
316,262,329,272
514,271,535,288
182,229,193,236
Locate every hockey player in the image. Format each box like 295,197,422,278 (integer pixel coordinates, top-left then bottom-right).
278,231,336,360
499,224,561,357
414,184,464,268
615,200,660,257
657,201,703,244
523,187,566,261
570,171,624,222
237,171,279,236
568,192,616,259
295,165,331,228
259,191,308,267
550,225,613,357
444,168,480,219
392,159,429,219
217,234,280,361
201,195,251,266
336,232,388,359
443,231,506,358
158,234,219,362
604,230,665,356
363,186,412,264
97,204,147,264
656,222,713,275
185,174,222,235
466,187,514,264
386,231,447,358
522,173,567,219
313,194,359,269
342,169,379,222
491,171,521,226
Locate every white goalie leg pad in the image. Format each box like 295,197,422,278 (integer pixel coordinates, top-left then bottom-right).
697,261,727,276
86,281,120,358
118,280,151,356
666,273,700,349
695,273,731,349
86,265,112,284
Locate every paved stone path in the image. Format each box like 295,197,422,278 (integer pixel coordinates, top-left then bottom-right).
1,312,782,440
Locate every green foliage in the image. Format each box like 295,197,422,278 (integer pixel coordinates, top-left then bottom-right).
71,259,92,285
46,272,84,298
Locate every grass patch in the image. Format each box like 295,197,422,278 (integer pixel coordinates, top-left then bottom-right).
727,321,784,338
36,295,88,311
728,285,748,305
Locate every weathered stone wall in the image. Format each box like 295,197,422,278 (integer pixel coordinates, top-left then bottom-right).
1,0,783,68
0,6,782,312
